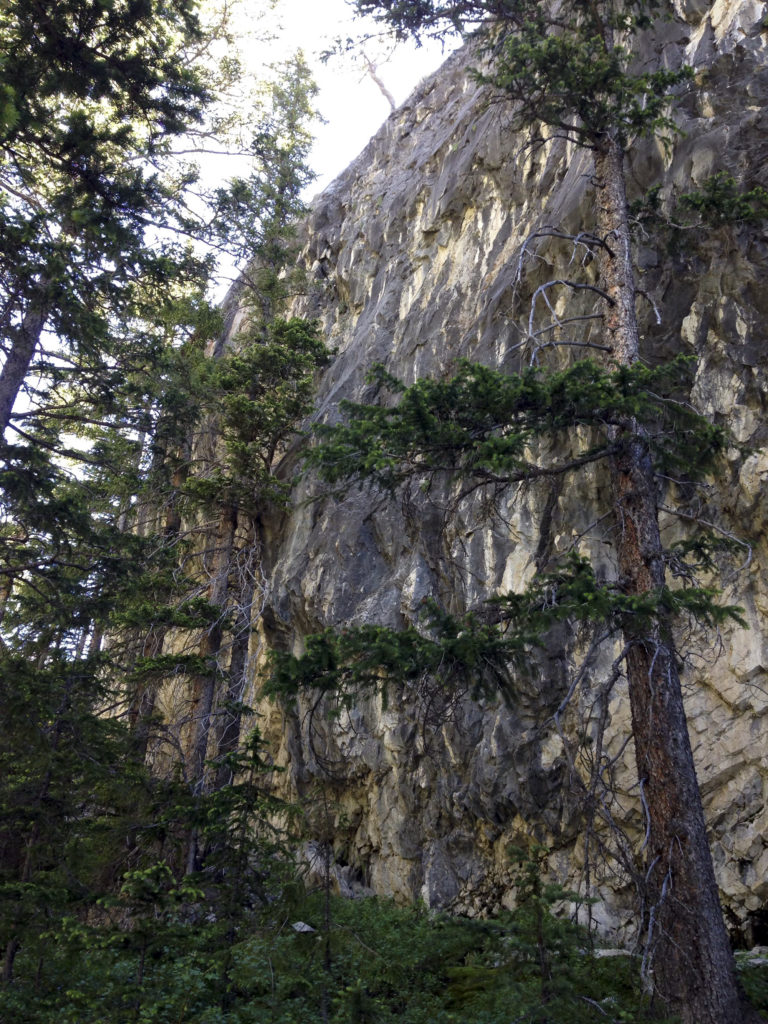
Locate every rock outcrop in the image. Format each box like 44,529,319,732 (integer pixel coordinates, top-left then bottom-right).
232,0,768,944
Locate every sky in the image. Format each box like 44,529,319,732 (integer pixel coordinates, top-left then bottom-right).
199,0,461,296
253,0,461,194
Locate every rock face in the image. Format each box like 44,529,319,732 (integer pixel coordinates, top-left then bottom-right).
236,1,768,944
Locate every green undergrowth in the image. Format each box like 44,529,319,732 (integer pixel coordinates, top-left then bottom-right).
736,950,768,1013
0,894,667,1024
4,865,766,1023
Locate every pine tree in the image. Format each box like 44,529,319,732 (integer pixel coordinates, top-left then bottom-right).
106,57,331,890
0,0,220,715
0,0,308,992
268,3,762,1021
0,444,165,984
0,0,214,437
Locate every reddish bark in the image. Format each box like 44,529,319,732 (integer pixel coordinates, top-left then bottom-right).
593,136,750,1024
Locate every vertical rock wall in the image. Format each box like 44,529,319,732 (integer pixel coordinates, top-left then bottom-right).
232,1,768,942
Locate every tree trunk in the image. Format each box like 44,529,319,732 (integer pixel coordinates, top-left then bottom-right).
128,460,189,763
0,572,12,631
593,135,749,1024
189,503,237,793
0,291,49,436
2,937,19,986
214,519,258,791
185,504,239,874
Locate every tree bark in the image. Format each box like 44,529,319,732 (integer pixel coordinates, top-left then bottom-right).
128,459,189,763
214,518,258,791
189,503,237,793
0,572,12,632
593,135,749,1024
0,291,49,437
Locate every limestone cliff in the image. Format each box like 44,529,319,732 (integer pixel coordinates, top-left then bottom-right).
229,0,768,943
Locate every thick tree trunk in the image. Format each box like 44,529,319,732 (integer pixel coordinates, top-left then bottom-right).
593,136,749,1023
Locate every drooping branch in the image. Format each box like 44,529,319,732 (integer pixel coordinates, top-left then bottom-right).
305,356,727,497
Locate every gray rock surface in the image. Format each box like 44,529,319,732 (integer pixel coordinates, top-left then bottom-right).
234,1,768,943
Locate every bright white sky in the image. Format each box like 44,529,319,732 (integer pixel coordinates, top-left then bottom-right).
255,0,461,195
199,0,461,295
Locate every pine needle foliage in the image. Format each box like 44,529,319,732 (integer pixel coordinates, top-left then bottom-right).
306,357,727,494
267,551,744,714
0,7,328,1005
474,16,692,148
354,1,692,145
1,872,710,1023
211,316,332,511
680,172,768,226
297,1,755,1020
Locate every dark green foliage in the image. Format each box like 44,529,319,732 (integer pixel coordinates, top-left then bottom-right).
267,607,523,708
353,0,664,41
1,866,680,1023
211,317,331,509
305,4,752,1022
307,357,727,494
474,19,692,147
296,357,740,713
736,954,768,1014
0,6,328,1004
0,721,297,1022
354,1,691,146
352,0,494,39
680,172,768,226
630,174,768,262
0,0,206,145
209,52,318,311
443,846,663,1023
0,650,146,984
0,0,213,436
226,894,491,1024
267,551,744,714
0,0,225,770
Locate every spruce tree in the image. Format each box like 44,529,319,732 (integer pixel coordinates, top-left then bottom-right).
106,57,331,895
182,56,324,800
0,1,322,995
0,0,214,437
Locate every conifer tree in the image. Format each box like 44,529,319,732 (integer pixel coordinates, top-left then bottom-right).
269,2,761,1021
0,0,213,437
0,0,322,991
184,55,327,802
107,57,331,890
0,436,169,984
0,0,218,723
